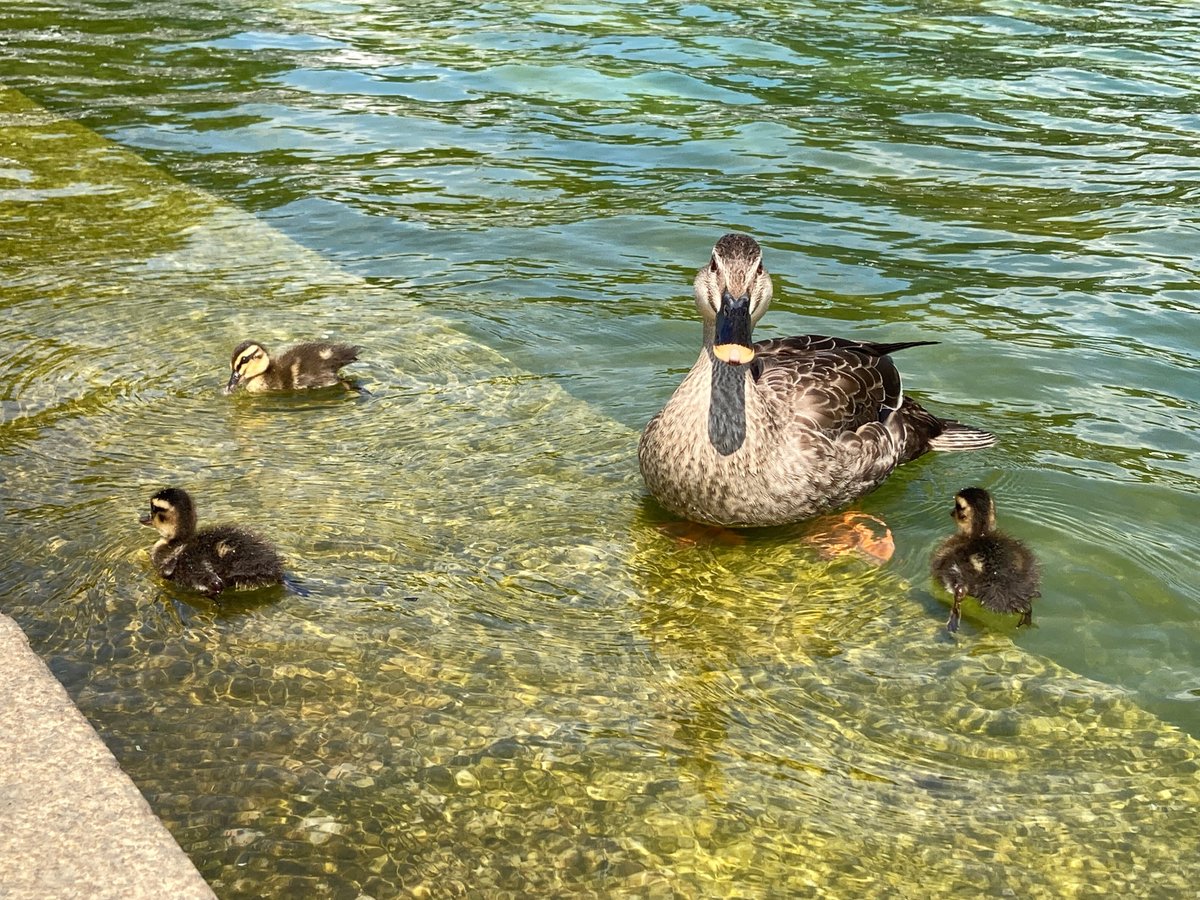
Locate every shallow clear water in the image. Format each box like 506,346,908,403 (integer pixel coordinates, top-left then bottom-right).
2,1,1199,896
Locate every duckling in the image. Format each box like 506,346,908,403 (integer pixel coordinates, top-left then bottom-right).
930,487,1040,633
226,339,360,393
139,487,285,600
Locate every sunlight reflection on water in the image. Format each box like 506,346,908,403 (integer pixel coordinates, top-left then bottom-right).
2,0,1200,895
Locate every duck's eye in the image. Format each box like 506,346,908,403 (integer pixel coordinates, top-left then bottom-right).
755,262,764,276
239,353,254,368
709,258,718,273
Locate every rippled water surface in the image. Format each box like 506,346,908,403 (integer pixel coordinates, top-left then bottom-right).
2,1,1199,896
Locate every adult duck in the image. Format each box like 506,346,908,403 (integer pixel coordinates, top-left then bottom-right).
638,233,995,527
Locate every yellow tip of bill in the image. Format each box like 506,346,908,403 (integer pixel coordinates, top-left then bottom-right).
713,343,756,365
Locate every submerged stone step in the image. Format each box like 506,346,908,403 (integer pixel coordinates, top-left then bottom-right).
0,615,216,899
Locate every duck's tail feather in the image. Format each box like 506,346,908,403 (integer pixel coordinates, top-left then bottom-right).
872,339,939,356
928,421,997,451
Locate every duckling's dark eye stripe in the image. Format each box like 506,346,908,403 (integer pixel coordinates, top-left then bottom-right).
239,353,254,367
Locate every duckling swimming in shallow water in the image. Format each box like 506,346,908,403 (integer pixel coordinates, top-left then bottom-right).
930,487,1040,633
226,339,360,393
139,487,285,600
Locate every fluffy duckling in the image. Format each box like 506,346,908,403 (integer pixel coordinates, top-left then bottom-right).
140,487,285,600
226,339,360,393
930,487,1040,633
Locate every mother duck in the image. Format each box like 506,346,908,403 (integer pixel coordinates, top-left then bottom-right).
638,233,995,527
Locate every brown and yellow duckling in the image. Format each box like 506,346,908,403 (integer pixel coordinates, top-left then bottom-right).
930,487,1040,633
226,339,360,393
139,487,285,600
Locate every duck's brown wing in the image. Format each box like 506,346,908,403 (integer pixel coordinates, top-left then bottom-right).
752,335,933,435
280,342,361,388
195,526,285,585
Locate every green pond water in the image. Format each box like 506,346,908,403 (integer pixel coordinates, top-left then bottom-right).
2,0,1199,896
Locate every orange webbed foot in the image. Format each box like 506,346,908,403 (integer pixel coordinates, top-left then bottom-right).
656,521,747,547
801,511,895,564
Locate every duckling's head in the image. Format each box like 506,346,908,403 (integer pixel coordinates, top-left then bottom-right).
139,487,197,542
226,341,271,393
694,233,774,366
951,487,997,537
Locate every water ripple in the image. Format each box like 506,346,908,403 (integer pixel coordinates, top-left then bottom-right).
3,0,1200,896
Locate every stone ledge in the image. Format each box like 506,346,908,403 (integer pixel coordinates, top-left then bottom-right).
0,615,215,900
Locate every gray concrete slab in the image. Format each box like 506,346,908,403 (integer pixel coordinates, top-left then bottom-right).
0,615,215,899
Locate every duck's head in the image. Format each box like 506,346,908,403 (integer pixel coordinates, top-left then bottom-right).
139,487,197,541
226,340,271,393
694,233,774,366
951,487,997,537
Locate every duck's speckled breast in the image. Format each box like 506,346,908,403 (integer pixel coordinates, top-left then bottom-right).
640,355,819,526
639,352,902,527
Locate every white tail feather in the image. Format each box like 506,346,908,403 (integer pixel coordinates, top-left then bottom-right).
929,422,997,451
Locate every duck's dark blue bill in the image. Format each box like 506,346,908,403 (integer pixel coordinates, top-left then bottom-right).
713,290,755,365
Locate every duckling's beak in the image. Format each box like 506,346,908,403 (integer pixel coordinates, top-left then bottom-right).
712,290,756,366
138,513,152,527
225,370,241,394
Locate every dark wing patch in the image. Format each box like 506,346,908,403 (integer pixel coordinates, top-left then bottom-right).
753,336,900,434
279,342,360,389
